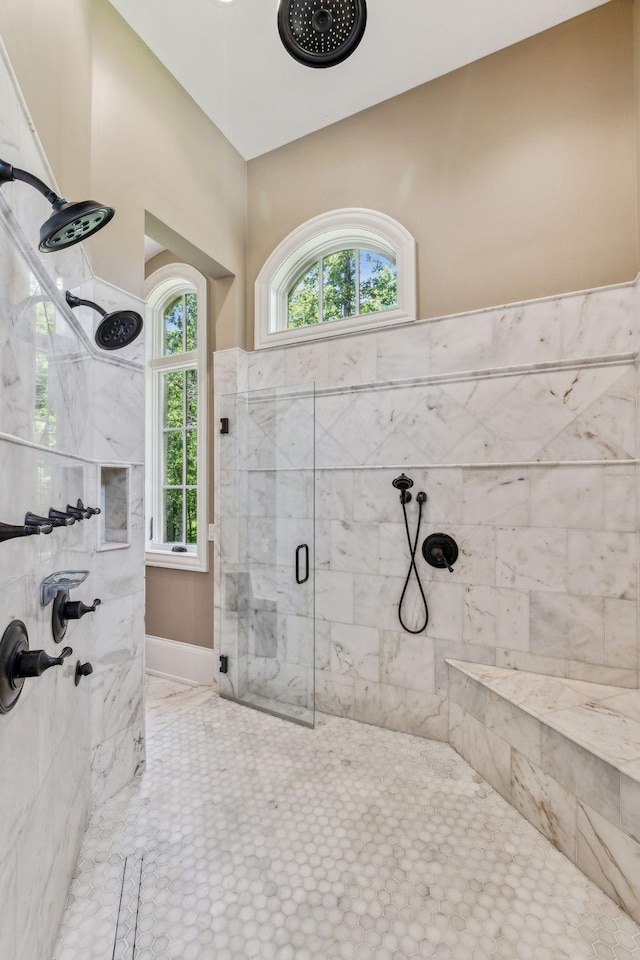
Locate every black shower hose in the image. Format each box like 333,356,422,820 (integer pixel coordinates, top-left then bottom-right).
398,494,429,634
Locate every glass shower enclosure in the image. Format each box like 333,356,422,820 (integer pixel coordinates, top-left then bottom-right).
218,382,315,726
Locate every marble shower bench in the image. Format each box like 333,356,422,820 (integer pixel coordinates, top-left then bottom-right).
446,659,640,923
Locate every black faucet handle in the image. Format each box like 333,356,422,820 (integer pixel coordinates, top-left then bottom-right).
75,498,101,518
48,507,76,525
37,509,74,528
0,522,48,542
66,503,91,520
432,546,454,573
13,645,72,678
24,512,57,532
64,597,101,620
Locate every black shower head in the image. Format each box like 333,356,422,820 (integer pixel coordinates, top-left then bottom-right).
65,290,143,351
39,199,115,252
0,159,115,252
392,474,413,492
95,310,143,350
278,0,367,68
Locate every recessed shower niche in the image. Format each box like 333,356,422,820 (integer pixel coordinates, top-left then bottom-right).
98,465,130,550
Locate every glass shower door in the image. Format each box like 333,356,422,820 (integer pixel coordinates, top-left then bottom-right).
218,382,315,727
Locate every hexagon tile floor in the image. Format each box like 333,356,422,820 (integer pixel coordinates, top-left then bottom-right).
53,678,640,960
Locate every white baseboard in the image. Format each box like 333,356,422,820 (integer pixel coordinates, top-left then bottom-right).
145,635,217,688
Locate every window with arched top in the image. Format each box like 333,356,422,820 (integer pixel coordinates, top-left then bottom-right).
287,248,398,328
145,264,208,572
255,208,416,349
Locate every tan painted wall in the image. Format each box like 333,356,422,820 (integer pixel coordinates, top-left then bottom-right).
145,547,215,648
89,0,246,349
0,0,93,201
247,1,637,344
0,0,247,347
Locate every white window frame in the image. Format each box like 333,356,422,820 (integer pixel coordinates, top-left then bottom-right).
255,208,417,350
145,263,208,572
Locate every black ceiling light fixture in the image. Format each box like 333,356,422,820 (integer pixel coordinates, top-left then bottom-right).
65,291,143,351
278,0,367,68
0,159,115,252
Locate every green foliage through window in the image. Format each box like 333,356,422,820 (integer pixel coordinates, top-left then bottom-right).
161,367,198,543
287,248,397,329
35,353,56,447
155,287,200,547
163,292,198,356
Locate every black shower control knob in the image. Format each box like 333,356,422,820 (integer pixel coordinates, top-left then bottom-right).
75,660,93,686
13,645,72,678
64,598,101,620
422,533,459,573
432,547,452,572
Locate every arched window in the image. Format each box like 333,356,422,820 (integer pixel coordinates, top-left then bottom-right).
255,208,416,349
145,264,208,572
287,248,397,328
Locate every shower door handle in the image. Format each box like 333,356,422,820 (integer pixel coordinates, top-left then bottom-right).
295,544,309,585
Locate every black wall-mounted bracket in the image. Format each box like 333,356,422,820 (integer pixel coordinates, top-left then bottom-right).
75,661,93,686
219,655,229,674
220,418,230,435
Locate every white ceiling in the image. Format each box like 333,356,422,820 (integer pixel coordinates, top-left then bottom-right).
108,0,611,160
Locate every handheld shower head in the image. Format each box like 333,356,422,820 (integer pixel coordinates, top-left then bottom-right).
0,159,115,252
65,291,143,350
392,474,413,492
392,473,413,504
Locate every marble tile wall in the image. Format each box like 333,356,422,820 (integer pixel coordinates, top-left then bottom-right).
0,43,145,960
215,271,639,738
